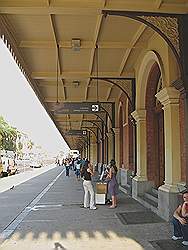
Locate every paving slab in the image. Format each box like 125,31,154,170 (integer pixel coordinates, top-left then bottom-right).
0,168,177,250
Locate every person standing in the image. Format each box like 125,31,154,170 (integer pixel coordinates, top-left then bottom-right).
75,159,81,180
81,160,97,210
107,159,118,208
65,159,70,177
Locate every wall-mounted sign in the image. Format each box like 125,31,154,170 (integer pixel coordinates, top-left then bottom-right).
91,104,99,112
65,130,87,136
54,102,101,114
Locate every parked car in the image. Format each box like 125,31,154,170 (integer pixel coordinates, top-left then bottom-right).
30,161,42,168
9,165,18,175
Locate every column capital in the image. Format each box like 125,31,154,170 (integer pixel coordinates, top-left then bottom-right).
155,87,180,106
112,128,120,134
131,109,146,122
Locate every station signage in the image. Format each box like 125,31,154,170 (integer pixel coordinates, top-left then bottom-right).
54,102,101,114
65,130,87,136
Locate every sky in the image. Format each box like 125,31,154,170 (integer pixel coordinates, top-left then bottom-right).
0,39,69,156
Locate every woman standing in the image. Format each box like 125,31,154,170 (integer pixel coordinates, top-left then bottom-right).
81,160,97,210
107,159,118,208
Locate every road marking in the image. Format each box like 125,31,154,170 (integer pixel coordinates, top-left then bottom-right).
0,169,65,243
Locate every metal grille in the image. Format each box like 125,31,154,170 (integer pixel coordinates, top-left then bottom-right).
116,211,165,225
150,239,184,250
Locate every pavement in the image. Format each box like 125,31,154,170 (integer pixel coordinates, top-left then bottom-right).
0,164,57,193
0,166,186,250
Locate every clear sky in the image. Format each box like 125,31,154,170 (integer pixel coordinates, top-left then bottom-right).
0,39,69,155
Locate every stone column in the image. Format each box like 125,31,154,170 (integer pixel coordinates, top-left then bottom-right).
113,128,120,167
90,143,97,166
107,131,113,162
131,110,154,198
112,128,120,183
83,145,87,159
156,87,181,220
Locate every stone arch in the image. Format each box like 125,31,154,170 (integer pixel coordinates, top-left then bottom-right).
135,50,166,186
136,50,165,110
145,63,165,187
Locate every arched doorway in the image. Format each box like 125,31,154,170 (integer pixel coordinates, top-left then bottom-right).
146,62,165,188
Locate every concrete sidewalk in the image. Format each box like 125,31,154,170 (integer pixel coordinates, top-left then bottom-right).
0,168,184,250
0,164,57,193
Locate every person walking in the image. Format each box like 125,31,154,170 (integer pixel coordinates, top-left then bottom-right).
81,160,97,210
107,159,118,208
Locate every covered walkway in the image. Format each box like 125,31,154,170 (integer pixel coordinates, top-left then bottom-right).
0,0,188,222
0,165,182,250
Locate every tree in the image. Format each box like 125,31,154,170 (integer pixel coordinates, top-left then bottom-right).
27,140,34,150
0,116,18,152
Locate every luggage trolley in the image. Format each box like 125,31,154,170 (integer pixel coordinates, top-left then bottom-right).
95,182,108,204
95,164,109,205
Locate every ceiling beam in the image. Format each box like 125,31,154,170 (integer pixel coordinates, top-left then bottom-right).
32,71,89,80
155,0,163,9
19,40,146,49
0,2,188,14
103,0,188,13
85,14,104,101
46,0,51,7
0,7,100,15
49,14,66,100
57,120,90,123
118,24,146,76
31,71,135,80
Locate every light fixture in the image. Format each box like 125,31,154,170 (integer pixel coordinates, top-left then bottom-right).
71,38,81,51
72,80,80,87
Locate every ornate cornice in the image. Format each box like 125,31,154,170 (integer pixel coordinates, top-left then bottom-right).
139,15,180,55
131,109,146,122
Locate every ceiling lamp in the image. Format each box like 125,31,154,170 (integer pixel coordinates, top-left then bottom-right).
71,38,81,51
72,80,80,87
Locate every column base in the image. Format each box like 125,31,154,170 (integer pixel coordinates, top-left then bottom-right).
158,184,180,221
132,176,154,199
120,169,133,186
